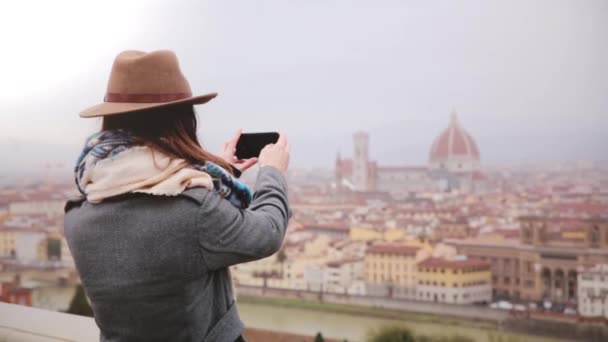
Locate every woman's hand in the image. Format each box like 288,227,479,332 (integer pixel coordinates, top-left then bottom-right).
258,133,290,175
221,129,258,173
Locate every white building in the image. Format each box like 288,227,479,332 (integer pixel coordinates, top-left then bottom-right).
15,230,48,262
304,258,366,295
578,264,608,319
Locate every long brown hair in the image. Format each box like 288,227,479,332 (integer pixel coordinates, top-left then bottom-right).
102,104,233,173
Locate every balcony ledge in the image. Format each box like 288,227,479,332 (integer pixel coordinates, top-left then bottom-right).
0,302,98,342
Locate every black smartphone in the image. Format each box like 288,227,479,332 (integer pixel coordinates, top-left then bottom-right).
235,132,280,159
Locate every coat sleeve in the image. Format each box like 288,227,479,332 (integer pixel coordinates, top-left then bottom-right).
196,166,291,271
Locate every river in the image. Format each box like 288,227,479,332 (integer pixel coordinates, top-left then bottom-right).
238,301,564,342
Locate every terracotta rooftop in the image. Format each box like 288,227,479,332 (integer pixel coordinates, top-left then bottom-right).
367,244,419,256
301,224,350,232
326,257,364,267
418,257,490,270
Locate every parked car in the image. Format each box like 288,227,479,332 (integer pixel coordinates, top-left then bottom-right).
563,307,577,315
495,301,514,310
514,304,527,311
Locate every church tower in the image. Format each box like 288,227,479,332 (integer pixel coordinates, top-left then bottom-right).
353,131,369,192
335,152,343,193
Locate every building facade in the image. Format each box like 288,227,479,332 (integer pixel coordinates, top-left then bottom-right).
416,257,492,305
364,244,429,299
578,264,608,319
0,230,16,258
446,217,608,304
323,258,366,295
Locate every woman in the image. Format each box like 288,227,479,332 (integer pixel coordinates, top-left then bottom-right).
64,50,291,342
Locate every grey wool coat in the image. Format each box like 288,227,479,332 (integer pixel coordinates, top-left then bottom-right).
64,166,291,342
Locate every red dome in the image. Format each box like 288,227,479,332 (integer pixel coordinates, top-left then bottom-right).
430,111,480,162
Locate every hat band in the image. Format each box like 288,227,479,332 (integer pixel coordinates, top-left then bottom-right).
104,92,193,103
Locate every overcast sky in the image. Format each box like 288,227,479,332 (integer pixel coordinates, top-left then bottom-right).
1,0,606,169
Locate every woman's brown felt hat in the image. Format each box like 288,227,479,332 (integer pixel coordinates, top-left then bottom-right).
79,50,217,118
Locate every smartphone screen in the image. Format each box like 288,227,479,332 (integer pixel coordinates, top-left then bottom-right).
235,132,280,159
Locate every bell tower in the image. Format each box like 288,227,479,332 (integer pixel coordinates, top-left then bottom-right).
335,152,343,193
353,131,369,192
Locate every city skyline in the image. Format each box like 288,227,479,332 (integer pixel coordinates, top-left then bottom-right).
1,0,607,169
1,1,607,341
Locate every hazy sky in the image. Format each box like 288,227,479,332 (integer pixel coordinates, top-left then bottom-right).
1,0,607,169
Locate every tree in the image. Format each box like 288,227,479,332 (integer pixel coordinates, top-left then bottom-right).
67,284,94,317
431,337,475,342
314,332,325,342
47,238,61,260
367,326,475,342
276,248,287,277
367,326,416,342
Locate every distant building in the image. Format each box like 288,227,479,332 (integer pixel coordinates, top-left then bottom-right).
416,257,492,305
446,216,608,303
0,227,47,261
350,226,406,242
431,218,475,241
311,258,366,295
9,198,65,218
0,229,16,258
336,110,486,195
364,244,430,299
578,264,608,319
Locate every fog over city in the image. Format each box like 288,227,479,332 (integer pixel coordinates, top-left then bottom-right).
1,0,607,172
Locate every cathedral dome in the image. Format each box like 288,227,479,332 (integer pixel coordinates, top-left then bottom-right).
429,110,480,172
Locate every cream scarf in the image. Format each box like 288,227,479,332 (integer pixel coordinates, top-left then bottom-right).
80,145,215,203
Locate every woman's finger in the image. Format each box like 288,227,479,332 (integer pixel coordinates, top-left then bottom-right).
276,133,287,147
239,158,258,171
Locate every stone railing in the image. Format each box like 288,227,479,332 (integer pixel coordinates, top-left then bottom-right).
0,302,99,342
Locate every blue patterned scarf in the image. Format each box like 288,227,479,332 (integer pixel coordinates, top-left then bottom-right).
75,130,253,208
